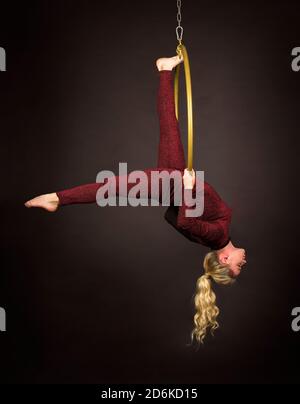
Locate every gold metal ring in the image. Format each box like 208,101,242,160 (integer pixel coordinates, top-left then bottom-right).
174,43,194,171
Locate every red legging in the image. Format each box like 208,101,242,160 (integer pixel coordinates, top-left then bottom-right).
56,70,187,206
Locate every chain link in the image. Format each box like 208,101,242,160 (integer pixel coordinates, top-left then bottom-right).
176,0,183,43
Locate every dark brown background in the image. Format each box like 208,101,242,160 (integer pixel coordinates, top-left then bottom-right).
0,0,299,383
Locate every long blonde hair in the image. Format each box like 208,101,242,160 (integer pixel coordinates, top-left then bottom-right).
190,251,235,345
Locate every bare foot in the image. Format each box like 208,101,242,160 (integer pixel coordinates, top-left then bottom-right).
24,192,59,212
156,55,183,71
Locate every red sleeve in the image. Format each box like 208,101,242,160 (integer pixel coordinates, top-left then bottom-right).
176,174,232,248
176,195,225,243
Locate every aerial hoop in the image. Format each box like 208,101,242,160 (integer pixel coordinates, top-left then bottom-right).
174,42,194,171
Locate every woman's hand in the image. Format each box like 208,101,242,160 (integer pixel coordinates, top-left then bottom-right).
183,168,196,190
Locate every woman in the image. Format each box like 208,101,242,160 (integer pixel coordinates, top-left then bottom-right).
25,55,247,344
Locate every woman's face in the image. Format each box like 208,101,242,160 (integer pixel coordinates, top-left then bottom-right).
227,248,247,277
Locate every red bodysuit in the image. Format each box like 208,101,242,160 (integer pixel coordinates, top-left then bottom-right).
56,70,232,250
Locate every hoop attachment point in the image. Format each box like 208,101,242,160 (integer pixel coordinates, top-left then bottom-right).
176,43,183,60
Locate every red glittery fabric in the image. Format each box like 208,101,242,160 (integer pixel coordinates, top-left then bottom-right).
56,70,232,250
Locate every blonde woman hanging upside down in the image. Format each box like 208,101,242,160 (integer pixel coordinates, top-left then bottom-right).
25,55,247,344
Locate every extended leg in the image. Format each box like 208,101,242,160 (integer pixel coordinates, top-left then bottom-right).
24,58,186,210
157,69,186,170
54,167,182,206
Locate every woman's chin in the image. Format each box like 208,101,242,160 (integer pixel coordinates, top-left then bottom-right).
229,268,240,278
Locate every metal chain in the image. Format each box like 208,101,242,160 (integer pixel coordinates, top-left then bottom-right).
176,0,183,43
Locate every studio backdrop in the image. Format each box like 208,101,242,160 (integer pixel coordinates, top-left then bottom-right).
0,0,299,384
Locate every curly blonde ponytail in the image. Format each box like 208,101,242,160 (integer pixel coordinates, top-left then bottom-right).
190,251,235,345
